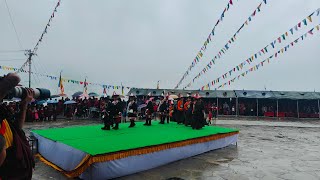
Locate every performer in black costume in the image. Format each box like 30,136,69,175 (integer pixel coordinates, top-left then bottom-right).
110,94,122,130
101,96,113,130
184,96,193,126
191,94,206,130
127,95,138,128
158,96,167,124
144,101,154,126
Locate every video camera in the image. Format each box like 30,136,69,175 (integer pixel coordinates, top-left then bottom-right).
5,87,51,100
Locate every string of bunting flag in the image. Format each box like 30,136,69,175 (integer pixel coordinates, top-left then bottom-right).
176,0,269,89
188,8,320,90
0,65,134,90
174,0,239,89
200,24,320,90
182,0,271,89
187,0,271,88
19,0,62,71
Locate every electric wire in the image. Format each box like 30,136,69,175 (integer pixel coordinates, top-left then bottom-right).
4,0,23,49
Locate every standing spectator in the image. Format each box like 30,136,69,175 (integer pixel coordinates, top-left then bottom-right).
32,106,39,122
47,105,53,121
52,106,58,121
39,106,45,121
208,110,213,124
44,106,49,121
232,106,236,115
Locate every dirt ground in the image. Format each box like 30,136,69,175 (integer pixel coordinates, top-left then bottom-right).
25,118,320,180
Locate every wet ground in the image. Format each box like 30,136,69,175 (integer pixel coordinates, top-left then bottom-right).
25,118,320,180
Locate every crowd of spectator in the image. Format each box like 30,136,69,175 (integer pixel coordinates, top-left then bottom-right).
1,97,320,123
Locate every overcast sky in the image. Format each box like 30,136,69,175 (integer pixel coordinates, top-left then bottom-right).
0,0,319,95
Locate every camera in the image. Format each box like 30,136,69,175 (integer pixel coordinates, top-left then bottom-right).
5,87,51,100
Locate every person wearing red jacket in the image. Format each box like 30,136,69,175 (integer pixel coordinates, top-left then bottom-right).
176,94,185,124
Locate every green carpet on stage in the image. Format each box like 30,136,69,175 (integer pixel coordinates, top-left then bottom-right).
32,122,238,156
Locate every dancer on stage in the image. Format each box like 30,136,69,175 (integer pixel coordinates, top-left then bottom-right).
158,96,167,124
127,94,138,128
144,100,154,126
176,94,185,124
110,94,122,130
184,96,193,126
101,96,112,130
191,94,206,130
168,101,174,123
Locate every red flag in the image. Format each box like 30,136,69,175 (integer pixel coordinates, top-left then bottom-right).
229,0,233,5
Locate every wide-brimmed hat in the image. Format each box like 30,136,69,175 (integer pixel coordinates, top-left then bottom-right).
193,93,202,99
112,92,119,98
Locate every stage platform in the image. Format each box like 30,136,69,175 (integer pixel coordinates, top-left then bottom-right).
32,122,239,180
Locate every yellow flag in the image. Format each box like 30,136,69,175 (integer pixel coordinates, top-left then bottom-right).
316,25,320,31
307,16,312,22
285,32,288,36
281,48,284,53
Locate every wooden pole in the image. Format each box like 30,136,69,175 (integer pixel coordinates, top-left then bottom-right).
256,99,259,117
297,100,300,119
276,99,279,119
216,98,219,117
318,99,320,119
236,97,239,117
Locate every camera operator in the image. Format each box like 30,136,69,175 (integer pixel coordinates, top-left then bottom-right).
0,73,35,180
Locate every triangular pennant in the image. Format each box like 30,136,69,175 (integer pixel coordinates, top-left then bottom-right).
289,28,294,35
302,19,307,26
307,16,312,22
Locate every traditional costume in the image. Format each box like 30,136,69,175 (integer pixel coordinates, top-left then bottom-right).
191,94,206,130
128,94,138,128
184,97,193,126
101,96,112,130
144,101,154,126
176,94,185,124
158,97,167,124
110,94,122,130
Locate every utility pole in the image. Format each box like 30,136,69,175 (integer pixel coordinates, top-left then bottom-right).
26,50,35,88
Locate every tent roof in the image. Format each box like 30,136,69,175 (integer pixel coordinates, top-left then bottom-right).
128,88,320,100
234,90,275,99
215,90,237,98
272,91,320,100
